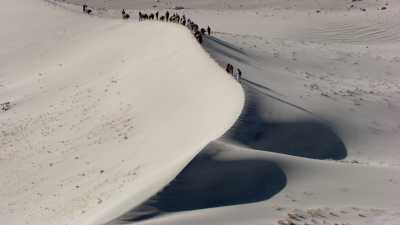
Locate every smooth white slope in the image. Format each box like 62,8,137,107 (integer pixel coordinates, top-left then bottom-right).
0,0,244,225
135,141,400,225
8,0,400,225
63,1,400,225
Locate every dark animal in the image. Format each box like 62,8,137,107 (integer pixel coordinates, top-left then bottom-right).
149,14,154,20
86,9,92,14
194,31,203,44
198,34,203,44
226,64,234,75
123,13,130,19
160,16,165,21
191,23,199,32
226,64,231,73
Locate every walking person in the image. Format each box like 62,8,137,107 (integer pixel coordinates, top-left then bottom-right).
83,4,88,12
236,68,242,82
207,26,211,35
166,11,170,21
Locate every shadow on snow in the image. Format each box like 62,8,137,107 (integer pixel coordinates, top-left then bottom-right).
106,147,287,223
226,84,347,160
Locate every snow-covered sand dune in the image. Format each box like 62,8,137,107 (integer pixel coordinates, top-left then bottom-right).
68,0,400,224
3,0,400,224
126,141,400,225
0,0,243,225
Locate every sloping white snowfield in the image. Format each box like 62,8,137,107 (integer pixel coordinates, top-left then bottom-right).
0,0,244,225
57,0,400,225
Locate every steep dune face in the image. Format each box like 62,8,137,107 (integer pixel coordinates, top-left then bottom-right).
3,0,400,224
63,0,400,224
0,0,244,225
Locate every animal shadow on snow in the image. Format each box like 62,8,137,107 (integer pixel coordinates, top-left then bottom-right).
226,84,347,160
106,148,287,223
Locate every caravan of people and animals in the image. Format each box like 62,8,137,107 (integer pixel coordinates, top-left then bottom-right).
82,4,243,83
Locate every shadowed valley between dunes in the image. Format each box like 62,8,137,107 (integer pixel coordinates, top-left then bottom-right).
106,146,287,223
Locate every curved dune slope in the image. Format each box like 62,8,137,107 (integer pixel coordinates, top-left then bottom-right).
0,1,244,225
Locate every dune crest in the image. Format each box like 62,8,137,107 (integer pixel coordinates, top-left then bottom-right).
0,0,244,225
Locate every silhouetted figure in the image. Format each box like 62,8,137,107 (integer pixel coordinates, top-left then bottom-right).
166,11,170,21
200,28,206,35
225,64,234,75
156,11,159,20
149,13,154,20
83,4,87,12
139,12,143,21
194,31,203,43
160,16,165,21
123,13,130,19
192,24,199,32
122,9,130,19
226,64,232,74
198,34,203,43
237,68,242,82
207,26,211,35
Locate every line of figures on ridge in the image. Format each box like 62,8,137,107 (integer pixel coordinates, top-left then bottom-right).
81,5,212,44
81,4,243,82
137,10,212,44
